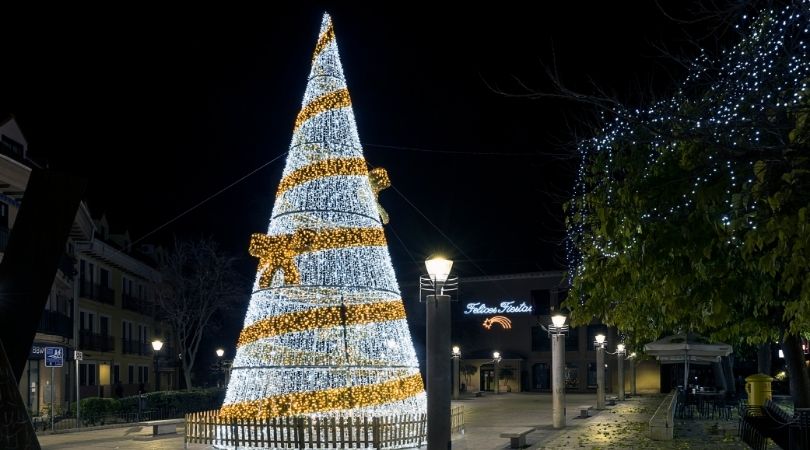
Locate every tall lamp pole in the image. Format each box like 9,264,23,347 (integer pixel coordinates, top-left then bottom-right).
548,314,568,429
216,348,225,388
452,346,461,400
616,343,626,401
629,352,637,396
595,334,606,410
493,351,502,394
152,340,163,392
424,256,455,450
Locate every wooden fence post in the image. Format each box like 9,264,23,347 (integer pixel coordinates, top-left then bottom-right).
372,417,381,449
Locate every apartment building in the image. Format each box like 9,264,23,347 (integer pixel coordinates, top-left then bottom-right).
1,117,174,416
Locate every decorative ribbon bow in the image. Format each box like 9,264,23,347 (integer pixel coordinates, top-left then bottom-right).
368,167,391,224
249,229,316,288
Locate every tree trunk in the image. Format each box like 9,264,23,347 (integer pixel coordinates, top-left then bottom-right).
782,333,810,408
183,358,193,390
757,343,772,375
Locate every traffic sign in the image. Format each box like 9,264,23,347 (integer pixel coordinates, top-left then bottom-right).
44,347,64,367
74,350,83,361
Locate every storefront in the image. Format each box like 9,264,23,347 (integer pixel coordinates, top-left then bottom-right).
446,271,661,393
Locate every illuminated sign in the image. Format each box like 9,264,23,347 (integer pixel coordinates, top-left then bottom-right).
464,301,533,315
483,316,512,330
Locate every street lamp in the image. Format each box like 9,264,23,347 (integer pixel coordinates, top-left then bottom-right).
152,339,164,392
452,346,461,400
616,343,626,401
216,348,225,387
628,352,637,396
547,313,568,429
595,334,606,410
421,256,458,450
493,351,502,395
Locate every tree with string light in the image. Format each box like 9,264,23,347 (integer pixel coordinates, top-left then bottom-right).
566,2,810,407
218,12,426,425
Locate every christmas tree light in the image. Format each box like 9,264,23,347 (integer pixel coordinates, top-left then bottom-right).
218,12,425,432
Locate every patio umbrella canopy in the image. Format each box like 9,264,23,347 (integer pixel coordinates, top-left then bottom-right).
645,334,733,365
645,334,733,391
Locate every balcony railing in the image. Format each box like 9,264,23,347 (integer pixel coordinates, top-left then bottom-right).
37,310,72,338
122,293,153,315
79,331,115,352
80,282,115,305
121,338,151,355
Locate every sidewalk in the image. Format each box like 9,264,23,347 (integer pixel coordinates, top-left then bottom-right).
36,392,746,449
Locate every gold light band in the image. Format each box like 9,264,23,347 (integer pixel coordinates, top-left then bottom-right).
312,20,336,60
238,300,406,347
294,88,352,132
276,157,367,197
220,373,423,418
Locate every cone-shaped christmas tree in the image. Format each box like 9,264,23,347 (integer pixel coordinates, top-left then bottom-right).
220,13,426,420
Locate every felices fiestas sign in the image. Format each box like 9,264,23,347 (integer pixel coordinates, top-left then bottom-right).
464,301,533,315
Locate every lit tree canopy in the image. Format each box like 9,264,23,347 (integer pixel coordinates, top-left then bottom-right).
565,2,810,402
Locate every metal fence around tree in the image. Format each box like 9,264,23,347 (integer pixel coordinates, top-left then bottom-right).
185,406,464,449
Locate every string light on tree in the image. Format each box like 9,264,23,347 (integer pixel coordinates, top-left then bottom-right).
218,12,425,435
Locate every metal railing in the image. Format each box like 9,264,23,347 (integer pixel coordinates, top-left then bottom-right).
37,310,72,338
79,331,115,352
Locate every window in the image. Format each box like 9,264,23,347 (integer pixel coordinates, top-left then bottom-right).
100,316,110,337
80,311,95,332
0,202,7,228
531,326,551,351
138,366,149,385
100,268,110,288
565,363,579,389
128,365,134,384
1,135,24,155
122,277,133,296
566,327,579,351
81,363,97,386
114,365,121,384
531,290,550,315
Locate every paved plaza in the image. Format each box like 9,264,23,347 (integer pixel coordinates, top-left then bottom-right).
37,392,747,449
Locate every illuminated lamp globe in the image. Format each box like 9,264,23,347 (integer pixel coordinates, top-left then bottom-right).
425,257,453,284
493,351,501,360
595,334,606,345
216,348,225,358
551,314,566,328
617,343,626,353
452,346,460,357
152,340,164,352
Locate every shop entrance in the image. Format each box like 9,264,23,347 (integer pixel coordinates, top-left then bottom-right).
480,364,495,391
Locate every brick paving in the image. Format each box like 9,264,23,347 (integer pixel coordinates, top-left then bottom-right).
37,392,749,449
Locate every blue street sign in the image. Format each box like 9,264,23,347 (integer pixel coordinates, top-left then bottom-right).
44,346,63,367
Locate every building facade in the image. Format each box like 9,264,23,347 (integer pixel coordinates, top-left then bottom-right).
1,117,174,418
447,271,661,394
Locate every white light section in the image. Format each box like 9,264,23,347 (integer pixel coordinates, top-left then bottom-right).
595,334,606,345
270,176,380,225
551,314,566,328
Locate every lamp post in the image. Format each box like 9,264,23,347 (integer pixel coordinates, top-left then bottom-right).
595,334,606,410
424,256,454,450
452,346,461,400
493,351,502,395
549,314,568,429
152,339,163,392
216,348,225,388
616,343,626,401
629,352,637,396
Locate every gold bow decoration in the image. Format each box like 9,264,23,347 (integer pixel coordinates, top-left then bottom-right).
249,229,317,288
368,167,391,224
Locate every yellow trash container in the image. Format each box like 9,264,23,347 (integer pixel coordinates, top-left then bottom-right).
745,373,774,410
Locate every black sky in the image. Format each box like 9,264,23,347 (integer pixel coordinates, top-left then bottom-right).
1,2,728,282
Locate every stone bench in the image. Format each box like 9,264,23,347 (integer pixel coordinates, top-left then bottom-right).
500,427,535,448
578,405,593,418
649,391,677,440
141,418,184,436
606,395,618,406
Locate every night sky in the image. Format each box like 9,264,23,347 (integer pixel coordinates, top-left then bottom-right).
2,3,731,288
